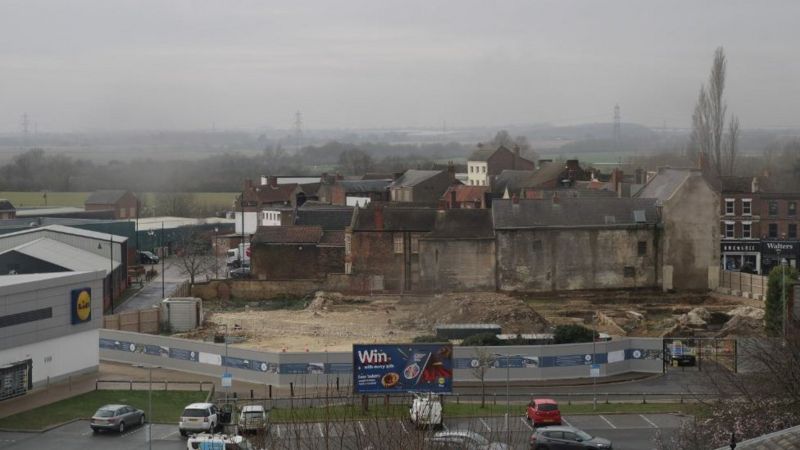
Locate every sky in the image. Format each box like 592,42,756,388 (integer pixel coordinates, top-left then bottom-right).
1,0,799,132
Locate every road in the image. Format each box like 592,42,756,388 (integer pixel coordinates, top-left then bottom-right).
1,413,685,450
116,258,186,312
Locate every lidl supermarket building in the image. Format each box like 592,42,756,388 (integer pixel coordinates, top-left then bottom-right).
0,270,105,401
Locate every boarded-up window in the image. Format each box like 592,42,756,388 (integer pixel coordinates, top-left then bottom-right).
637,241,647,256
624,266,635,278
393,234,403,254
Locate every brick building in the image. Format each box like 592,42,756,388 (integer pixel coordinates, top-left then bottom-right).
389,167,455,203
316,176,391,207
440,185,488,209
250,226,344,280
346,203,437,291
466,144,536,187
84,190,138,220
492,160,591,199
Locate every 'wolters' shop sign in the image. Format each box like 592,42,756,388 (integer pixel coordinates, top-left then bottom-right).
352,344,453,394
762,241,799,256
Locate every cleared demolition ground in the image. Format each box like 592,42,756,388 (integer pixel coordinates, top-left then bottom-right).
178,289,766,352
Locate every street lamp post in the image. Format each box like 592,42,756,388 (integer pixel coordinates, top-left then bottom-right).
133,364,160,450
214,227,219,279
782,258,788,338
220,324,230,400
161,222,165,299
592,312,598,410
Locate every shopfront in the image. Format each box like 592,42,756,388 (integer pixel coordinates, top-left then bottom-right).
721,240,761,274
760,240,799,274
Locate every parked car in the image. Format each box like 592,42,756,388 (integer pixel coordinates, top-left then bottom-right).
238,404,269,434
526,398,562,427
529,426,612,449
137,250,160,264
90,404,145,434
427,430,508,450
409,392,442,428
230,267,251,279
186,433,253,450
179,402,219,437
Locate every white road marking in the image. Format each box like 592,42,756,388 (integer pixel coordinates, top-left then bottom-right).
156,429,178,440
640,414,659,428
80,430,92,436
520,417,533,431
599,415,617,429
400,421,408,434
561,417,573,427
358,421,366,435
317,422,325,437
275,425,283,438
479,418,491,432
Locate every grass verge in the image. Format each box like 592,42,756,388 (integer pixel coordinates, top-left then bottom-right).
0,390,206,431
270,401,699,423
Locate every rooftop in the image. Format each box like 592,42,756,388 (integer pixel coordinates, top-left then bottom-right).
0,199,15,212
714,425,800,450
85,190,131,205
425,209,494,239
492,197,659,229
0,224,128,243
295,208,354,230
14,206,86,217
132,216,234,231
1,237,122,272
339,179,391,193
635,167,702,202
252,226,323,244
389,170,444,188
352,204,438,231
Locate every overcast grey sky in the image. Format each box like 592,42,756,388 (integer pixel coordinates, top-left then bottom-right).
1,0,799,132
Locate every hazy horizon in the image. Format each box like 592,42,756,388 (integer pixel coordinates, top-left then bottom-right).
2,0,800,133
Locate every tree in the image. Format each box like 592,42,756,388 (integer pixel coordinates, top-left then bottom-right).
153,192,198,217
337,148,374,175
175,232,213,285
489,130,539,162
461,332,501,346
691,47,740,175
552,324,597,344
765,264,798,337
469,348,496,408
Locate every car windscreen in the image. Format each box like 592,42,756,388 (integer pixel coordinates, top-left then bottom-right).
182,408,209,417
95,409,117,417
538,403,558,411
575,430,593,441
243,411,263,418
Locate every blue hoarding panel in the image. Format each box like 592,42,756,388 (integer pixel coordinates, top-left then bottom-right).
353,344,453,394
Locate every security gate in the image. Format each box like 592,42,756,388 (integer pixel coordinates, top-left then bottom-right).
0,360,31,401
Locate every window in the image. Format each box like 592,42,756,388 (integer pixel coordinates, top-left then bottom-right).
790,202,797,216
624,266,635,277
393,234,403,254
725,222,735,238
637,241,647,256
791,224,798,239
769,201,778,216
410,235,420,254
482,166,486,173
742,199,752,215
769,223,778,238
742,222,752,239
725,199,735,215
469,166,473,173
532,240,542,251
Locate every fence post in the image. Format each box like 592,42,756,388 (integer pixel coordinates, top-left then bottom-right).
130,379,133,391
290,382,294,397
642,393,646,404
269,385,272,399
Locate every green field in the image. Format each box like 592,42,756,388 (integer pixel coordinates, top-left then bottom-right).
0,191,238,211
0,390,207,431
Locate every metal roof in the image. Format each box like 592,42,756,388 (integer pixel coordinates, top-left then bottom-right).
0,224,128,243
85,190,130,204
0,271,85,287
2,238,120,273
132,216,235,231
389,170,444,188
635,167,694,202
15,207,86,217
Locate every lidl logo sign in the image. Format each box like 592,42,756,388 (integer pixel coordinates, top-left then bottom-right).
71,288,92,324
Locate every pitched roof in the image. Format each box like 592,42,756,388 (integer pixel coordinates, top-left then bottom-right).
389,170,444,188
761,172,800,194
425,209,494,239
295,208,354,230
319,230,345,246
256,183,299,204
493,170,536,195
492,197,659,229
525,162,570,189
719,176,753,193
0,237,121,273
85,190,130,204
352,204,438,231
252,226,323,244
468,146,497,161
714,424,800,450
0,224,128,243
339,179,391,193
635,167,697,202
442,185,488,204
0,199,15,212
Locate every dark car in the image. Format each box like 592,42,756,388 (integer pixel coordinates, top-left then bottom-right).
138,250,160,264
230,267,250,279
90,404,145,433
530,426,612,450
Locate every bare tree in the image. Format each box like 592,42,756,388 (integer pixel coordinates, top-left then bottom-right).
691,47,740,176
175,232,212,286
153,192,198,217
469,348,496,408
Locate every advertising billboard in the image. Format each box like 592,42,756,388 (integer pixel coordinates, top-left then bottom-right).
353,344,453,394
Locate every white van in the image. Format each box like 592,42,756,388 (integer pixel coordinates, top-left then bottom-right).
409,393,442,428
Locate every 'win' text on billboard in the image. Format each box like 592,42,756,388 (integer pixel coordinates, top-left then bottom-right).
353,344,453,394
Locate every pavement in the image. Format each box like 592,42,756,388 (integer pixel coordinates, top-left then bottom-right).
0,413,685,449
116,258,186,312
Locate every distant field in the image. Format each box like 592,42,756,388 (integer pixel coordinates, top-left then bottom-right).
0,192,238,211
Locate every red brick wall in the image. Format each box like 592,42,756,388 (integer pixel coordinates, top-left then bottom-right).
350,231,404,290
251,243,343,280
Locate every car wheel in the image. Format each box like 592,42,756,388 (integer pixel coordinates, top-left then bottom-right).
118,422,125,433
91,428,99,434
180,430,187,437
140,415,145,427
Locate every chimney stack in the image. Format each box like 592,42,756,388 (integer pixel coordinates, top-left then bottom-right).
374,204,384,230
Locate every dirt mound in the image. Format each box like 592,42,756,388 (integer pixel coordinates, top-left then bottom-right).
717,314,764,337
406,293,550,334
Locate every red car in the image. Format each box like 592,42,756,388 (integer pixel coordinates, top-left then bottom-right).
526,398,562,427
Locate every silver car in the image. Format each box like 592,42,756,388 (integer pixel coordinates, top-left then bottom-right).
427,430,509,450
90,404,145,433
